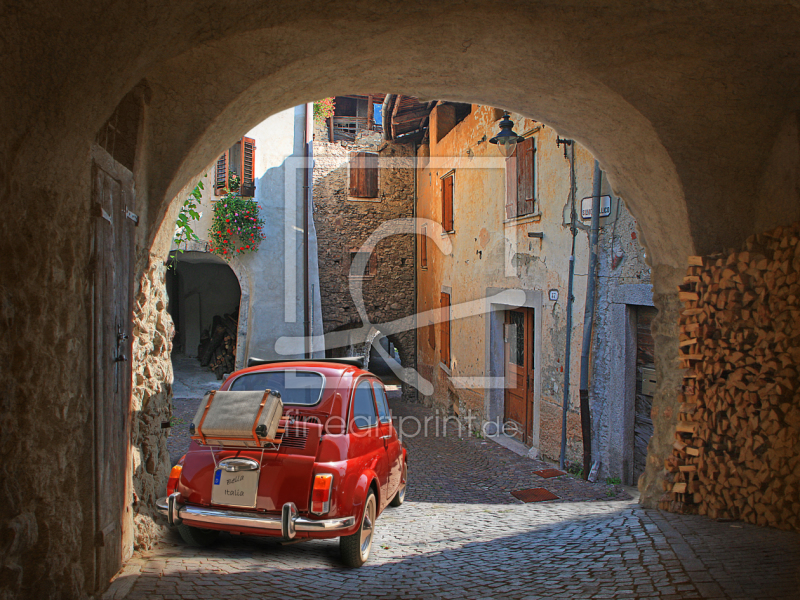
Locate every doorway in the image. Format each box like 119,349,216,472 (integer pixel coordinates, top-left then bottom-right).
504,308,535,444
633,306,657,482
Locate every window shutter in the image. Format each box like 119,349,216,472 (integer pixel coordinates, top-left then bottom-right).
421,226,428,268
505,152,517,219
241,137,256,196
517,137,535,215
442,175,454,232
440,292,451,366
369,251,377,276
364,152,378,198
349,151,378,198
214,151,228,196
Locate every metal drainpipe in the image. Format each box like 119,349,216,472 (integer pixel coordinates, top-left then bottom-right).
560,142,578,470
579,160,602,478
303,103,312,357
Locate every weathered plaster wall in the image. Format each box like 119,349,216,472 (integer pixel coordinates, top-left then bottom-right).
313,131,417,399
417,104,606,464
590,196,653,484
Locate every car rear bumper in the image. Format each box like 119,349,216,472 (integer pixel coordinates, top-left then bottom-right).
156,493,355,539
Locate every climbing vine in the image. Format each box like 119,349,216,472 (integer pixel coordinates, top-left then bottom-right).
208,174,266,260
173,180,203,250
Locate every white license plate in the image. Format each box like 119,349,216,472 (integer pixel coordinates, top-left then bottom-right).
211,469,260,508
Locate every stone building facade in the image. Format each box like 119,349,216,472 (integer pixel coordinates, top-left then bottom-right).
313,129,417,400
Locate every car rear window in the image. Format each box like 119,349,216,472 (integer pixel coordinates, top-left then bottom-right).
228,370,325,405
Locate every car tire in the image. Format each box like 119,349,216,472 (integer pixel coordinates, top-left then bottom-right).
340,489,376,567
177,523,220,547
389,459,407,507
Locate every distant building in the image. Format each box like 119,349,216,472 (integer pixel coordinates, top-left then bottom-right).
168,105,324,372
415,103,654,483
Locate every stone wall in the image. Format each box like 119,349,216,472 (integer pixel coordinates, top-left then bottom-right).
129,256,174,550
313,130,417,400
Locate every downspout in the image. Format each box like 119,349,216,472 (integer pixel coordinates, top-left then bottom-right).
579,160,602,478
303,103,312,357
382,95,394,143
560,142,577,470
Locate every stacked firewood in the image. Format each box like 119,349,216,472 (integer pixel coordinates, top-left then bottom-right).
198,311,238,379
663,222,800,531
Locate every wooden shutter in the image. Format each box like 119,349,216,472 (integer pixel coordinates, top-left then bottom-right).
442,174,454,232
517,137,535,215
350,151,378,198
505,152,517,219
214,151,228,196
241,137,256,196
421,226,428,269
440,292,451,366
369,251,377,276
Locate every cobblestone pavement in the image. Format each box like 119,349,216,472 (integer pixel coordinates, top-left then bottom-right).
126,362,800,599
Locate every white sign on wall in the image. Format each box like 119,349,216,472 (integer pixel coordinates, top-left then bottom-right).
580,195,612,220
548,289,559,301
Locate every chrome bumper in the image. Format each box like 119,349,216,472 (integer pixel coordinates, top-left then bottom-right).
156,493,355,540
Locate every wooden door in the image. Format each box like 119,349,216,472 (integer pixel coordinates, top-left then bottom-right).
633,306,657,482
504,308,535,443
91,145,136,590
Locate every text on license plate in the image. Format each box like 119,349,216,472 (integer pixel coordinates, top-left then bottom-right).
211,469,259,508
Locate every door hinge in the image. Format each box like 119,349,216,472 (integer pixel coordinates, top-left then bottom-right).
126,209,139,225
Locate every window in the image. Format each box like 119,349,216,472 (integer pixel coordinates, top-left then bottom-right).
441,172,454,232
440,292,451,367
352,380,378,429
215,137,256,197
420,224,428,269
347,248,377,278
372,382,391,424
229,370,324,405
505,136,537,219
349,151,378,198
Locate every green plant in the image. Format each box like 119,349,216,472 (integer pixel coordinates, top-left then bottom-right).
174,180,204,249
208,174,266,260
566,463,583,479
313,97,336,122
605,476,622,485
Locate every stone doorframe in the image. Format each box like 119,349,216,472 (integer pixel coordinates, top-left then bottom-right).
604,284,654,486
483,287,543,456
174,241,252,371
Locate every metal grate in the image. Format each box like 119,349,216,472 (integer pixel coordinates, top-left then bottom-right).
280,426,309,449
533,469,565,479
511,488,559,503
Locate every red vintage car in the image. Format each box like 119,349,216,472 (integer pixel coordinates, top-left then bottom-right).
157,358,408,567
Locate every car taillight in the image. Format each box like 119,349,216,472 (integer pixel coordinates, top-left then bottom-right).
166,464,183,496
310,473,333,515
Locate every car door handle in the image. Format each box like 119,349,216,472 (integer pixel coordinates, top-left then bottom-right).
380,434,391,440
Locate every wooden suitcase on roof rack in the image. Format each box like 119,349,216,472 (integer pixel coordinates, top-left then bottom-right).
190,389,284,448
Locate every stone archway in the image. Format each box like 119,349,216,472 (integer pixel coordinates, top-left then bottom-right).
173,241,253,371
4,3,800,598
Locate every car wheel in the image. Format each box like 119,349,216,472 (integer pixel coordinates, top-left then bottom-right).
177,523,220,547
389,459,407,507
340,489,376,567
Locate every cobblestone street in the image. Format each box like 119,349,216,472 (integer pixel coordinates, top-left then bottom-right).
117,368,800,600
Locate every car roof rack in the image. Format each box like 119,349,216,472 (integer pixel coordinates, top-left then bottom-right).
247,357,366,369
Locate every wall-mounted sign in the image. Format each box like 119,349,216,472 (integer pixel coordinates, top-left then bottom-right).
580,195,612,220
549,289,559,301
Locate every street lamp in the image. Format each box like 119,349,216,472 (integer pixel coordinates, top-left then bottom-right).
489,112,525,157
